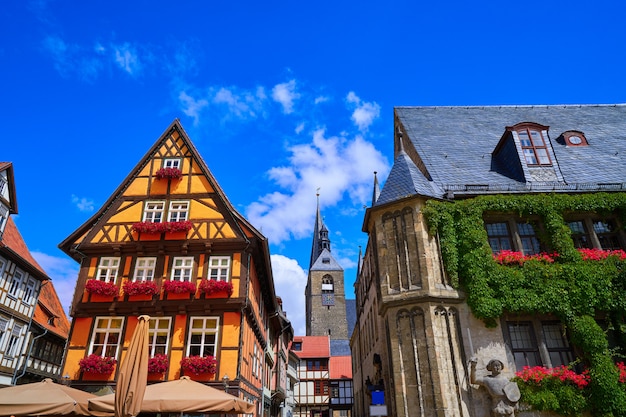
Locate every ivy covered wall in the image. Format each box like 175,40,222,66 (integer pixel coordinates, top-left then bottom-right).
422,192,626,417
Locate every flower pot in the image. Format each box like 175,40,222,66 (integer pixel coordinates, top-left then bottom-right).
203,290,230,299
167,292,193,300
90,294,116,302
148,372,166,382
128,294,154,301
82,371,113,381
186,372,215,382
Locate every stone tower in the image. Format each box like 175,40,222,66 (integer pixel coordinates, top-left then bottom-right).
305,195,348,339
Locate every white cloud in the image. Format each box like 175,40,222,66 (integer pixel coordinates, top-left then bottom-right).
314,96,330,105
272,80,300,114
213,87,267,119
32,251,79,317
246,128,389,244
295,122,305,134
271,254,307,335
179,91,209,126
71,194,95,212
113,43,141,75
346,91,381,132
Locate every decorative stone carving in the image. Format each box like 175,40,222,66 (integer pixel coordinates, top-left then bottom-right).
470,358,520,417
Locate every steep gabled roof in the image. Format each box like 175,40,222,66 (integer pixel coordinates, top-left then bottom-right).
33,281,71,339
59,119,266,255
377,105,626,203
0,217,47,278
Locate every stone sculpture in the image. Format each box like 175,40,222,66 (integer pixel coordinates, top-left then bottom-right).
470,358,521,417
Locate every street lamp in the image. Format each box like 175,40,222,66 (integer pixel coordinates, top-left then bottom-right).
222,374,229,392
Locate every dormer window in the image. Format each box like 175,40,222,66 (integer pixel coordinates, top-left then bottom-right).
562,131,588,147
515,124,551,166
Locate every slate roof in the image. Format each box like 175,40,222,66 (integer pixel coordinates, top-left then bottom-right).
310,248,343,271
376,105,626,205
330,339,351,356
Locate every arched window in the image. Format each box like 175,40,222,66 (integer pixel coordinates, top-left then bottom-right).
509,123,552,166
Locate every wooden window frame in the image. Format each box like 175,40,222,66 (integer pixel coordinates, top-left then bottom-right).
163,158,181,169
485,217,543,255
167,201,189,222
96,257,120,283
567,215,624,251
208,256,231,282
511,123,552,166
89,316,123,358
148,317,171,357
186,316,219,357
133,257,157,282
143,201,165,223
170,256,194,282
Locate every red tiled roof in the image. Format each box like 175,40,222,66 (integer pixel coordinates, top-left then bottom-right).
330,356,353,379
33,281,71,338
292,335,330,358
0,217,46,276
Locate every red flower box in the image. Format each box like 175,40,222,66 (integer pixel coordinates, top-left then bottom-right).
148,354,169,373
180,355,217,375
199,279,233,297
79,354,117,374
123,280,159,296
163,280,197,294
85,279,119,297
155,167,183,180
132,221,193,234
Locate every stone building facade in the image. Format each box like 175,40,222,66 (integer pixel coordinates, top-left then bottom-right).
351,105,626,417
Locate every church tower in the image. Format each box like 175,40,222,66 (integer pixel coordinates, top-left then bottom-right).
305,194,349,339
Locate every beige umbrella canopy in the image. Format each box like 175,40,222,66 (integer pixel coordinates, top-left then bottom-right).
115,315,150,417
89,376,254,414
0,378,112,417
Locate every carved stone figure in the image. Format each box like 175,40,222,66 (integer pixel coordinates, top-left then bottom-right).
470,358,520,417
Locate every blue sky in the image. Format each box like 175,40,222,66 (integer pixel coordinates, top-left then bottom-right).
3,0,625,336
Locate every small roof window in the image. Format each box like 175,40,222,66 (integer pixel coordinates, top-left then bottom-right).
561,130,588,147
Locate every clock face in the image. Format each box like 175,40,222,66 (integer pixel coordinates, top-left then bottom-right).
568,135,582,145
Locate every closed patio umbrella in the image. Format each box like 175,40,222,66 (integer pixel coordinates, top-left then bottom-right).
115,315,150,417
90,376,254,414
0,378,112,417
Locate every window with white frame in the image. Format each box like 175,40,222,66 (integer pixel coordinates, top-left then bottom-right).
171,257,194,282
208,256,230,281
0,317,8,349
143,201,165,223
6,324,23,357
133,257,156,281
23,278,37,305
0,258,6,284
96,257,120,283
90,317,124,357
8,268,24,297
168,201,189,222
187,317,219,357
163,158,181,169
148,317,171,356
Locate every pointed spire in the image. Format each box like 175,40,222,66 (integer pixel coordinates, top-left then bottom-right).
309,190,324,269
357,245,363,277
371,171,380,206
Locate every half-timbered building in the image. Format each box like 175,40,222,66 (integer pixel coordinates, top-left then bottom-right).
58,120,293,415
0,162,67,387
